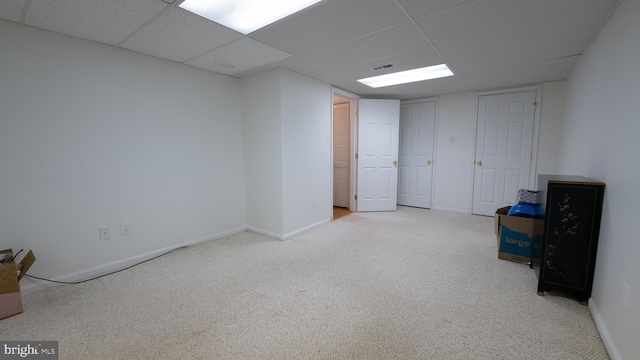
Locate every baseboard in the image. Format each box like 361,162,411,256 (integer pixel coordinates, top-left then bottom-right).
431,206,471,214
20,226,248,295
247,226,285,240
589,298,622,360
283,218,331,240
248,218,332,241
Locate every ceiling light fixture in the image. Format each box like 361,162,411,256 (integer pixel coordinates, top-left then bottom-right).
358,64,454,88
179,0,323,35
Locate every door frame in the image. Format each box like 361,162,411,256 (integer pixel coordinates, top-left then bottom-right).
471,86,542,213
332,87,359,212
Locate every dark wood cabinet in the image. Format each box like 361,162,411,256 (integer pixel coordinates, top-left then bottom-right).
534,175,605,303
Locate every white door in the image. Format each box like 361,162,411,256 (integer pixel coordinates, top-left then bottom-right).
398,101,436,208
333,102,350,208
357,99,400,212
472,90,537,216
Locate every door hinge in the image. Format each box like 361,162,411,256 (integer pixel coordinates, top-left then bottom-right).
531,153,533,161
354,194,358,201
356,110,359,117
355,153,358,159
533,102,538,112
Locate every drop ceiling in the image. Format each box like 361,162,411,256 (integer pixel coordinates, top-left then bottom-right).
0,0,620,100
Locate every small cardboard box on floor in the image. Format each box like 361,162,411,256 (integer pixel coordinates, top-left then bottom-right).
0,249,36,320
494,207,544,264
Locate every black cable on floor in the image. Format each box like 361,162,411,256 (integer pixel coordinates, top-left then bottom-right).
24,246,188,285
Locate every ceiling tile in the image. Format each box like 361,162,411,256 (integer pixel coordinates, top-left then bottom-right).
396,0,476,19
331,47,443,80
121,6,243,62
306,69,352,87
299,22,428,69
2,0,619,100
455,56,579,83
268,56,326,75
417,0,617,45
187,38,291,75
466,69,570,92
0,0,25,22
251,0,409,55
306,69,377,95
24,0,168,45
436,6,614,63
232,56,326,78
385,83,470,100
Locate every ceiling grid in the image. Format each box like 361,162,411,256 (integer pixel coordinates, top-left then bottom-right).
0,0,621,99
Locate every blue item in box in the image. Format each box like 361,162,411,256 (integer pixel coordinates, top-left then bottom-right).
507,203,536,218
508,203,545,219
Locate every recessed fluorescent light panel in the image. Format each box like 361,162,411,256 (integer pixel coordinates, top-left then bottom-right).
358,64,454,88
179,0,323,35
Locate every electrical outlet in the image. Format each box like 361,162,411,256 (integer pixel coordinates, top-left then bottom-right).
121,222,131,236
622,282,630,309
99,226,111,241
311,199,316,208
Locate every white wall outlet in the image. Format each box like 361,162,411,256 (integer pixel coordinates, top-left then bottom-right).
622,281,630,309
311,199,316,208
99,226,111,241
121,221,131,236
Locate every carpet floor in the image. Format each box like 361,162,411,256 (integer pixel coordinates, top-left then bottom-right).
0,207,610,359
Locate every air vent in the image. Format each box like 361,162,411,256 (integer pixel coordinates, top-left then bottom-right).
371,64,394,71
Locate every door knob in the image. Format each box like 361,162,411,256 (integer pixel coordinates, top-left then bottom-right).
393,160,398,166
427,160,432,165
476,160,482,166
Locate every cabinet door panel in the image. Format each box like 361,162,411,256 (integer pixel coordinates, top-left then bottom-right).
542,185,598,289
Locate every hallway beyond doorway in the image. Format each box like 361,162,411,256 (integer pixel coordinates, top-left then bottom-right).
333,207,352,220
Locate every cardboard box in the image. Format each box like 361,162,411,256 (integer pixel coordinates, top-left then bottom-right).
494,207,544,264
0,249,36,320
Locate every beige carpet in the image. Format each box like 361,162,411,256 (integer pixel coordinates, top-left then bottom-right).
0,207,609,359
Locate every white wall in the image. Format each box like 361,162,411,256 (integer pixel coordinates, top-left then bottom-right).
242,69,332,239
280,70,332,237
556,0,640,358
0,20,247,286
427,83,566,213
431,92,478,213
537,81,567,176
241,70,284,236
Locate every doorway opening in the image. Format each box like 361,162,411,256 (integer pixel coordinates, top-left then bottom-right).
333,100,350,208
332,89,358,218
